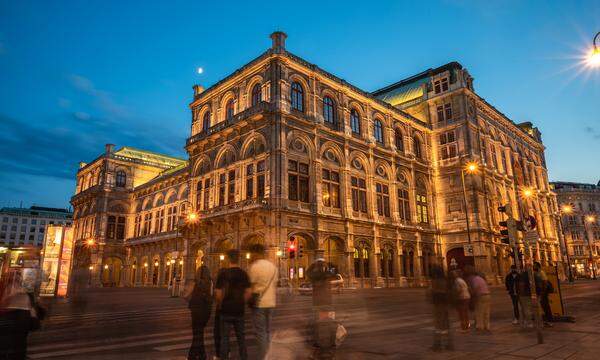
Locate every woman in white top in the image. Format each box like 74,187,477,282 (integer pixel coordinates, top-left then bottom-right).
451,269,471,332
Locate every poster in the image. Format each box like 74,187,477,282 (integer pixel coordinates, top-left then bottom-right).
57,227,73,296
39,226,63,296
543,265,564,317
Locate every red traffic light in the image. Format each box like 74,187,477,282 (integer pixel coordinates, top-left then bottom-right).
289,244,296,250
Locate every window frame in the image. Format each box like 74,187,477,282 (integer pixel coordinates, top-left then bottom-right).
374,120,384,144
322,96,336,126
350,109,361,135
290,81,304,112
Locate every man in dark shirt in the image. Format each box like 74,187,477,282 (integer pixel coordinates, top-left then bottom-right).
215,249,251,360
505,265,521,324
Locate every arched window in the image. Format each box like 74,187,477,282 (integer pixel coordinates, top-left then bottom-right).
413,136,422,159
116,170,126,188
353,242,370,278
322,96,336,125
380,247,394,278
374,120,384,144
416,182,429,224
290,82,304,112
350,109,361,135
394,128,404,152
225,99,235,120
251,83,262,107
202,112,211,132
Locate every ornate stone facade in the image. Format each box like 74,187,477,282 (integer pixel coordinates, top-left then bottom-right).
552,181,600,278
71,32,561,288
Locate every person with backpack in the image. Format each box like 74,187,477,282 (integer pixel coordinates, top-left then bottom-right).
248,244,278,360
215,250,251,360
186,265,213,360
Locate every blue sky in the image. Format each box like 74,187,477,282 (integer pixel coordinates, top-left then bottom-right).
1,0,599,209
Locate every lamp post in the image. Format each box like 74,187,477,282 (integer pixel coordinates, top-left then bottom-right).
460,161,479,245
559,205,575,283
171,200,199,297
584,215,597,280
587,31,600,67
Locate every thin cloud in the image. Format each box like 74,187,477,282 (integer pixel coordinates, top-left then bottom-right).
68,74,129,118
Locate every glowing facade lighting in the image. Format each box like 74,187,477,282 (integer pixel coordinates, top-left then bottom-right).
89,265,93,270
465,162,479,174
104,264,109,269
144,262,148,267
154,261,159,267
219,254,225,261
187,212,198,222
86,238,95,246
561,204,573,214
246,252,251,260
179,260,183,265
276,250,283,257
522,188,534,198
586,215,596,223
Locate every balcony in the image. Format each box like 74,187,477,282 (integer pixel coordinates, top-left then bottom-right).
187,101,272,145
198,198,270,218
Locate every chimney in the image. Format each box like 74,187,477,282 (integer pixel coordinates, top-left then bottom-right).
270,31,287,53
193,85,205,97
105,143,115,154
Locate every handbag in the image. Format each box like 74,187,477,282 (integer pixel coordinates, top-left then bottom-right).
335,324,347,346
248,267,277,309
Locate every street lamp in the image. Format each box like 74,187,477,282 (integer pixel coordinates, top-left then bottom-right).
559,204,575,283
585,215,597,280
587,32,600,67
460,161,479,245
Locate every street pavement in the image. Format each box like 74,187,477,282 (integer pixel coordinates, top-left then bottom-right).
26,280,600,359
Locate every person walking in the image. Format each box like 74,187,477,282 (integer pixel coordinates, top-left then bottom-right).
465,266,491,333
248,244,278,360
187,265,213,360
450,269,470,332
215,250,251,360
306,258,338,359
505,265,521,325
0,272,39,359
428,265,453,351
534,262,554,326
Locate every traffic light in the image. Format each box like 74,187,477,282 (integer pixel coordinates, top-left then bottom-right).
499,220,510,245
288,236,296,259
298,244,304,258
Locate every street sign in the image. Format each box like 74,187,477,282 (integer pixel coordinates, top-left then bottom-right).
524,230,539,246
463,244,474,257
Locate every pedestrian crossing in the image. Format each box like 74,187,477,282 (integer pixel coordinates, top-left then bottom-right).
27,304,434,359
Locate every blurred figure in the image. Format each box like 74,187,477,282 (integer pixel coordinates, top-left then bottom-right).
429,265,453,351
450,269,470,332
0,272,37,359
505,265,521,325
187,265,213,360
464,265,490,333
534,262,553,326
248,244,278,360
307,258,337,359
215,250,251,360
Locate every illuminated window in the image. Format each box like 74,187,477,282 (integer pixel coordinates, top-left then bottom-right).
350,109,361,135
251,84,261,107
291,82,304,112
416,192,429,224
322,169,340,208
374,120,384,144
323,96,336,126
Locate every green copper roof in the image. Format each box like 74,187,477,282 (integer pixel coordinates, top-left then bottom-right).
374,77,429,107
114,147,187,168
